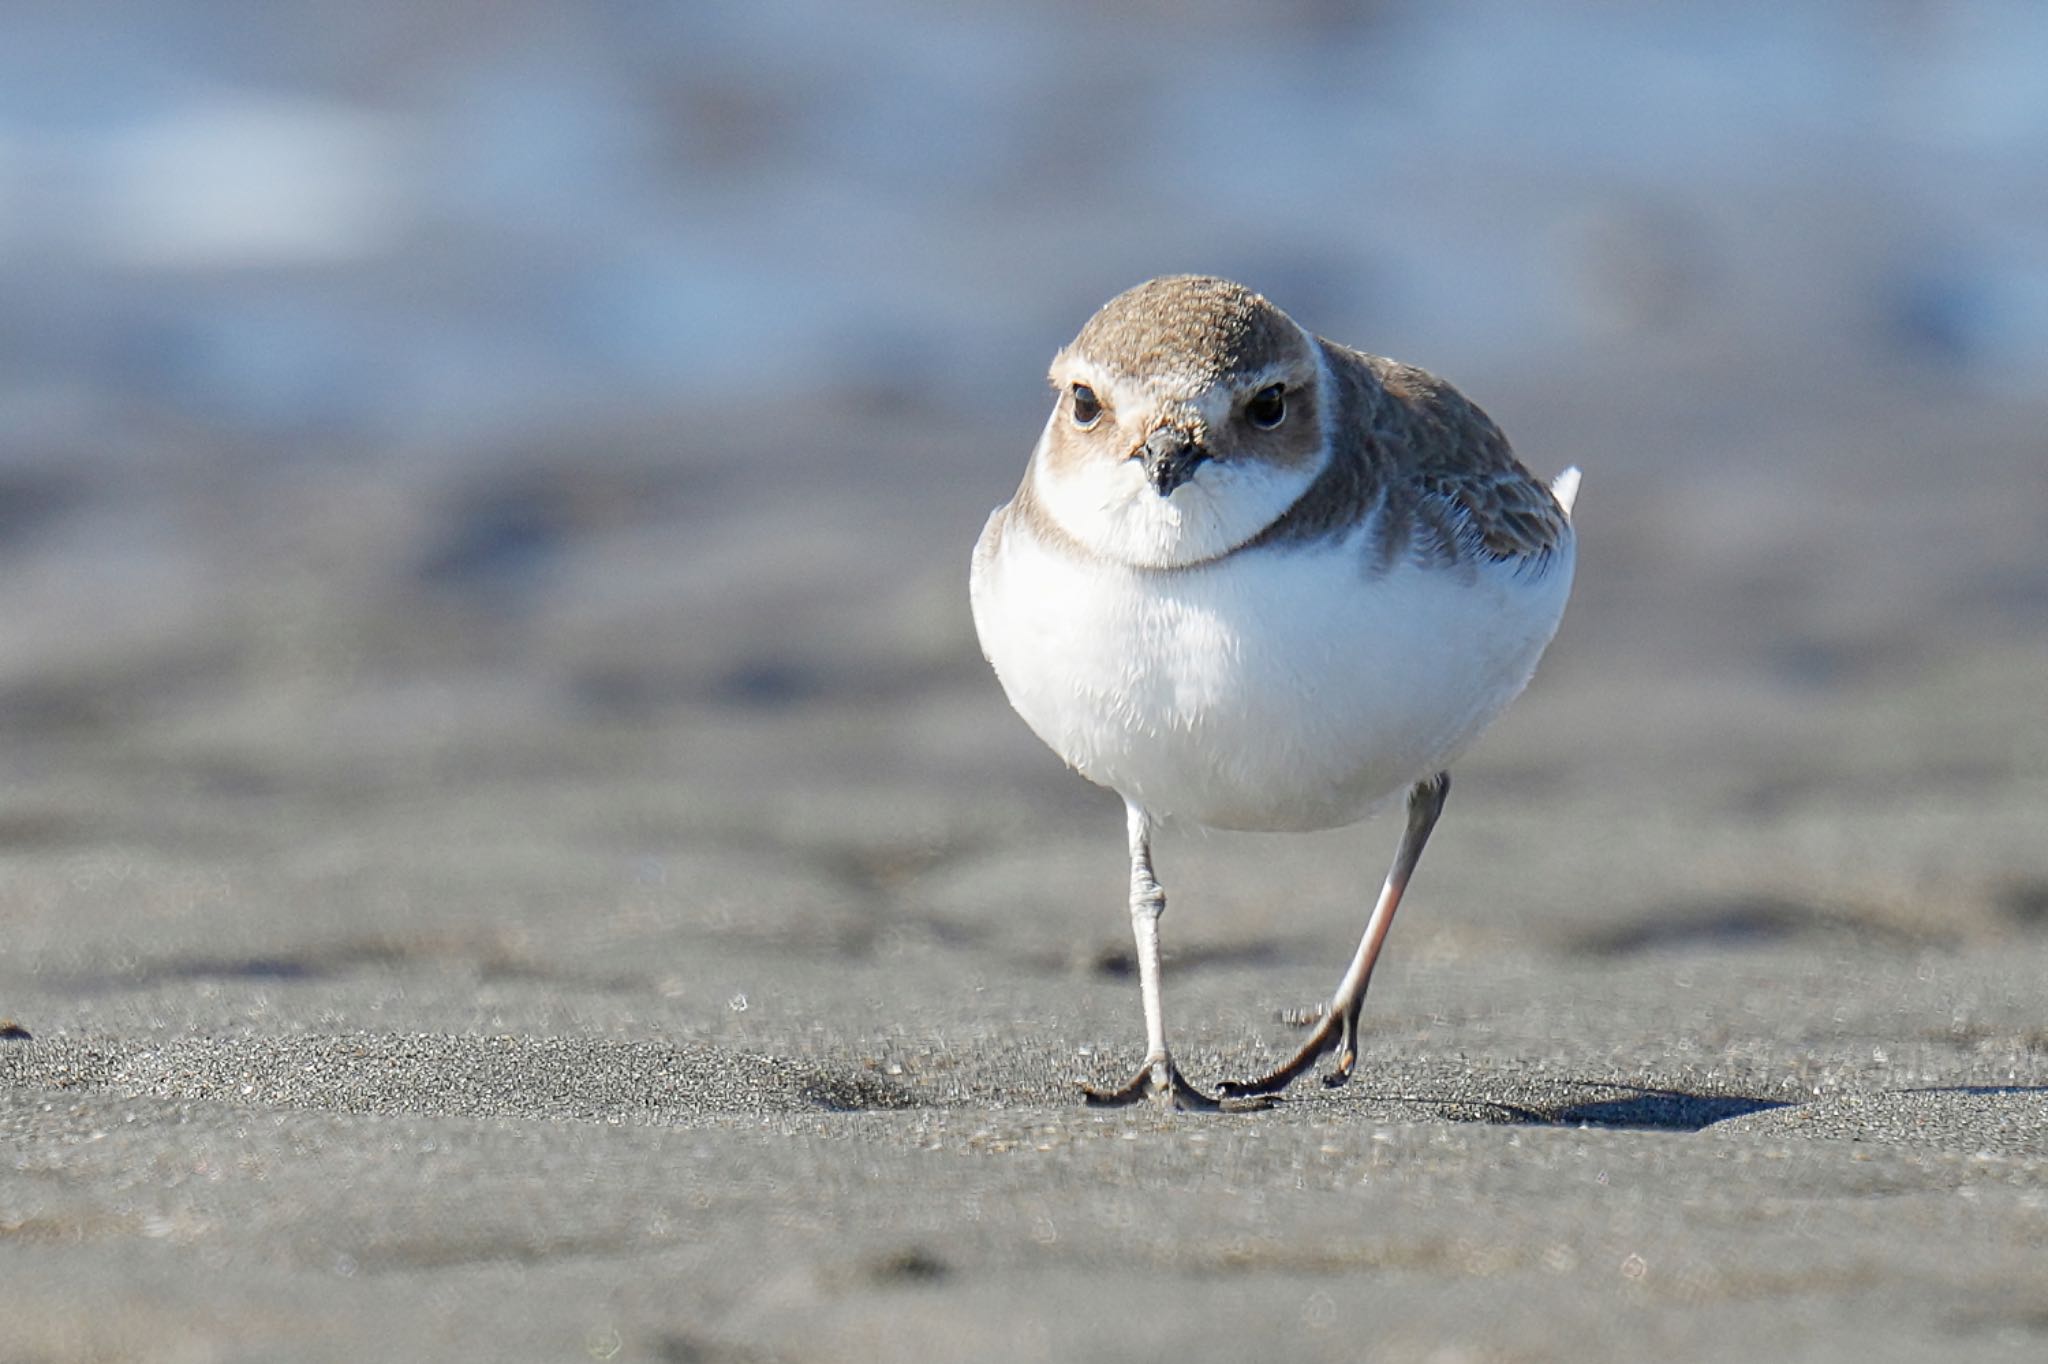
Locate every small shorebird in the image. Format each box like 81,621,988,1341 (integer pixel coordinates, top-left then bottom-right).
970,276,1579,1109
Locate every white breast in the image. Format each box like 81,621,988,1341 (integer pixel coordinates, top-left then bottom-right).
971,508,1575,833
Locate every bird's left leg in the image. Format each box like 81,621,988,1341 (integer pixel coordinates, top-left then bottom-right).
1081,802,1220,1112
1218,772,1450,1099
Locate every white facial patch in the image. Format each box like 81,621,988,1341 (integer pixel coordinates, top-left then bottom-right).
1031,417,1326,569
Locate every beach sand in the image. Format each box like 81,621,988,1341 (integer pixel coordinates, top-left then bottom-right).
5,355,2048,1361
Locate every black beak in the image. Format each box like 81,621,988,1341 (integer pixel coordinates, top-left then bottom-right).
1140,428,1209,497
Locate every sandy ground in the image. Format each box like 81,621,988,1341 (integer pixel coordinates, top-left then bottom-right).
5,344,2048,1362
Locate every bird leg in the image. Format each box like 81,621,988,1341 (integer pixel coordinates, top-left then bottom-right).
1217,772,1450,1100
1082,802,1221,1112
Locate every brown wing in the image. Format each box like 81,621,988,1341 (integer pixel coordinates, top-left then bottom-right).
1350,347,1571,565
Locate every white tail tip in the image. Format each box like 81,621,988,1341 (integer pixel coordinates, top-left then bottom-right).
1551,466,1582,518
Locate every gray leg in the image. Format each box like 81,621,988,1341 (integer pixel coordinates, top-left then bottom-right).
1081,802,1220,1111
1217,772,1450,1100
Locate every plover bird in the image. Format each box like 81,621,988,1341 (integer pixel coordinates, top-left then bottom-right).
970,276,1579,1109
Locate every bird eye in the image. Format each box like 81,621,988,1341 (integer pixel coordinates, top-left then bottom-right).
1070,384,1102,428
1246,383,1286,430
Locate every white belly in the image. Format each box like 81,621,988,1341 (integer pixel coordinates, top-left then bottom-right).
971,514,1575,832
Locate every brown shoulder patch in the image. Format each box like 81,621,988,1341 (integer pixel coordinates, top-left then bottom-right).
1356,350,1571,563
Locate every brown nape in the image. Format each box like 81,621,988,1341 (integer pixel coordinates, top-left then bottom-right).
1071,276,1302,387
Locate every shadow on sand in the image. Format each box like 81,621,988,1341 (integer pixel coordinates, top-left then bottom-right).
1442,1082,1794,1132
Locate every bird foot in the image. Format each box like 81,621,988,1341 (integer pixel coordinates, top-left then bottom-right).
1082,1053,1270,1112
1216,1006,1359,1099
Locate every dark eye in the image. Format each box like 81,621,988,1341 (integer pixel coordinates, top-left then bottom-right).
1070,383,1102,428
1246,383,1286,430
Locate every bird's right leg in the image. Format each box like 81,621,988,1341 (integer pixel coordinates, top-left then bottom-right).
1081,802,1220,1112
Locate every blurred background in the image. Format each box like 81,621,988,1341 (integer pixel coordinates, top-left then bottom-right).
3,0,2047,975
12,9,2048,1356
